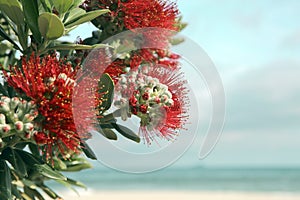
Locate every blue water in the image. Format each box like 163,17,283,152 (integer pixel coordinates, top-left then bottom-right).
54,166,300,192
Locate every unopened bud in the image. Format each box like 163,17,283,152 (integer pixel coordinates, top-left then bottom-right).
10,97,20,110
24,132,31,139
15,121,24,132
24,123,34,132
1,124,11,134
24,114,35,122
0,102,10,113
0,114,6,124
1,96,10,104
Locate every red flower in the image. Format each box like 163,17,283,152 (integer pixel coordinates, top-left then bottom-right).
115,64,189,144
4,54,92,159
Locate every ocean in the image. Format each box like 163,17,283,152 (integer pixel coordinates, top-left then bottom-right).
54,165,300,192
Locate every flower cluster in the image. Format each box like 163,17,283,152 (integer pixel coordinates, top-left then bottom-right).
0,96,37,148
3,54,92,159
115,65,189,144
81,0,181,83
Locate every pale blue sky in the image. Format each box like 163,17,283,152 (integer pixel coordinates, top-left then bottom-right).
177,0,300,167
68,0,300,168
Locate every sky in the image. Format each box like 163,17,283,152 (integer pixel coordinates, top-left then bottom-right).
68,0,300,168
177,0,300,167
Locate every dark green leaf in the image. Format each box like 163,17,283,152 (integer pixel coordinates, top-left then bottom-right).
38,12,64,40
97,127,117,140
39,184,59,199
14,149,44,169
97,73,114,114
0,160,12,200
11,185,22,199
0,83,9,96
21,0,42,43
24,187,45,200
34,164,66,180
112,123,140,143
39,0,51,12
65,9,110,28
28,143,40,156
0,26,22,51
2,148,27,177
0,0,24,25
81,141,97,160
22,179,37,189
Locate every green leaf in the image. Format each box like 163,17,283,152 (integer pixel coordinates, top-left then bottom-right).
24,187,45,200
39,184,59,199
0,83,9,96
170,37,185,45
64,7,85,24
49,43,95,50
2,148,27,177
70,0,84,9
65,9,110,28
28,143,40,156
11,185,22,200
97,73,114,114
0,160,12,200
97,127,118,140
22,179,37,189
39,0,51,12
52,0,74,14
62,162,92,171
53,157,67,170
34,164,66,180
14,149,44,169
20,0,42,43
81,141,97,160
0,0,24,25
0,26,22,51
38,12,64,40
65,178,86,189
112,123,140,143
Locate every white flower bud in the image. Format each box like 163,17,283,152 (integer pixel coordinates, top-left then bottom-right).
0,114,6,124
15,121,24,132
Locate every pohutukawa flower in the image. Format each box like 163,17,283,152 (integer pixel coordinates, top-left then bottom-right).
114,64,189,144
3,54,93,159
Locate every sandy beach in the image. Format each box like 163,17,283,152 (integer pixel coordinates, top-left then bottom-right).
58,190,300,200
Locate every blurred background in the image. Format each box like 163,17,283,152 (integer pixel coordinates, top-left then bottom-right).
57,0,300,198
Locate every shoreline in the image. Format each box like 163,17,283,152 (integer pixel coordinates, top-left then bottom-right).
56,190,300,200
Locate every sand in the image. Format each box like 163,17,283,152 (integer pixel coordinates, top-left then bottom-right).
57,190,300,200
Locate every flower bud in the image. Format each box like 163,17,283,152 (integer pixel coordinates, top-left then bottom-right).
0,114,6,124
1,124,11,134
23,114,35,122
0,101,10,113
24,123,34,132
15,121,24,132
10,97,20,110
1,96,10,104
24,132,31,139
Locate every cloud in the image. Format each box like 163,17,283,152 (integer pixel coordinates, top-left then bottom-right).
280,30,300,49
233,11,264,30
224,60,300,132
